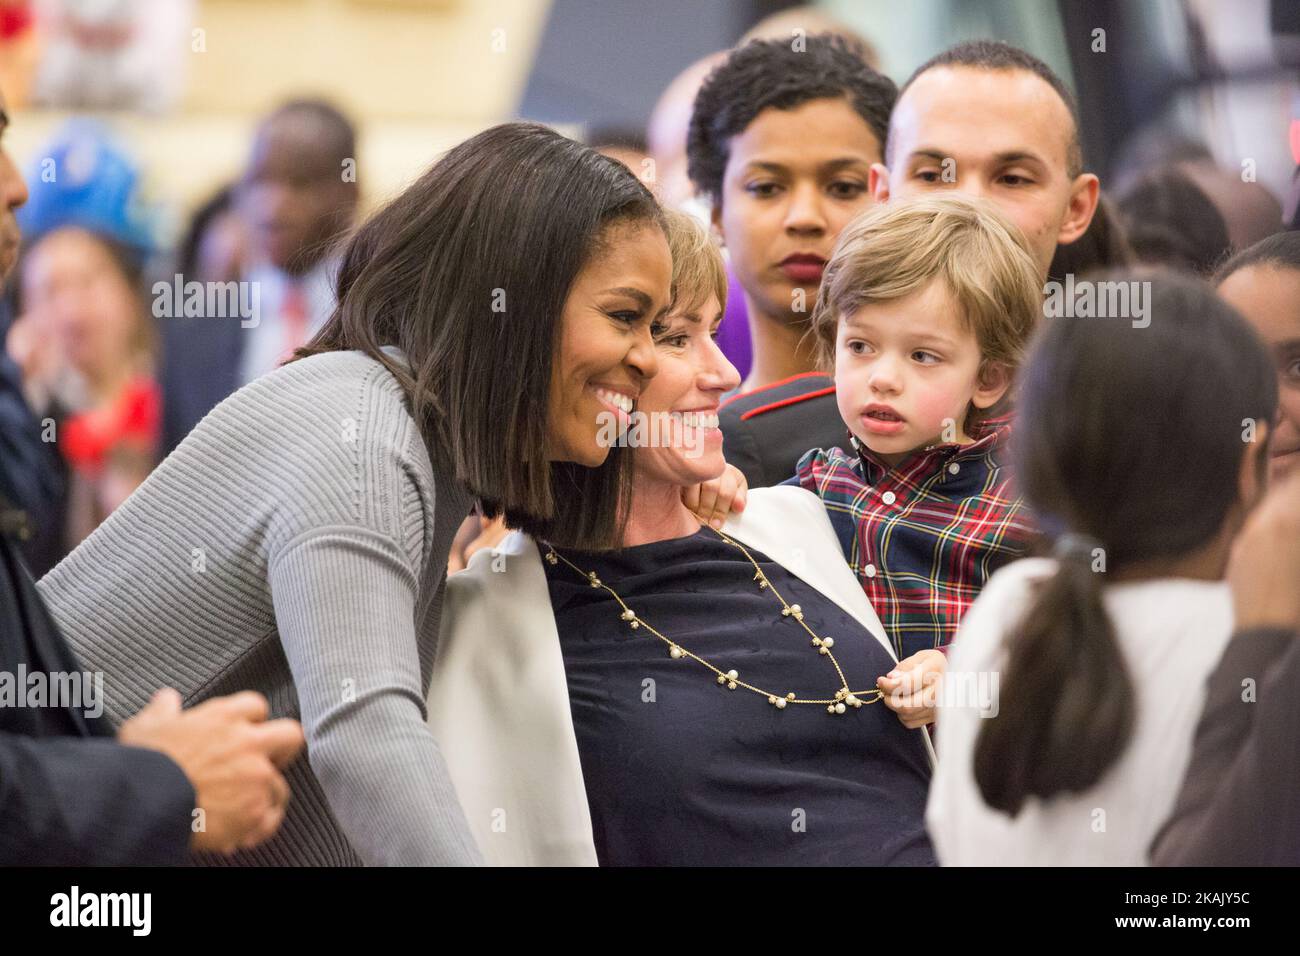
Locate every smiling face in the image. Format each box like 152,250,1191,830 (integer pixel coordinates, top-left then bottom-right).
546,219,673,467
835,277,1009,465
876,66,1098,278
22,227,142,383
631,293,740,488
1218,264,1300,481
713,96,881,325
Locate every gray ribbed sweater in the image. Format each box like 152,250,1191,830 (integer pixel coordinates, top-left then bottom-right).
37,349,482,866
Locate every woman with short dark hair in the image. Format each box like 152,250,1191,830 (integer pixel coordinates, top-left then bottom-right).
37,122,676,865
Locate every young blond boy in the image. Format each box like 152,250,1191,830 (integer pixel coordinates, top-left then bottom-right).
793,193,1042,670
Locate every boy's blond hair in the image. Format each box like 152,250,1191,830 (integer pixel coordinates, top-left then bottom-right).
662,207,728,316
808,193,1041,424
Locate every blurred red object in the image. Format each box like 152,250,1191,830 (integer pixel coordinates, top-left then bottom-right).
0,2,34,40
62,376,160,475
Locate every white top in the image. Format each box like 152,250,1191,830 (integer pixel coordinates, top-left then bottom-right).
926,557,1233,866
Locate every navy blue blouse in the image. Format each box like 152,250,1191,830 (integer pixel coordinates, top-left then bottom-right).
542,527,935,866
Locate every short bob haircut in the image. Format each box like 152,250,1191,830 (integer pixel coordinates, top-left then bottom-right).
296,122,665,549
808,193,1042,431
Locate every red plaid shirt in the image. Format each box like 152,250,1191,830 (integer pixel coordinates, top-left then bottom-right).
791,414,1037,660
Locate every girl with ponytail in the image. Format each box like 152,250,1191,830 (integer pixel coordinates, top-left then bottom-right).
926,269,1277,865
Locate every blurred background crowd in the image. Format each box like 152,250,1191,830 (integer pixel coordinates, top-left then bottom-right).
1,0,1297,578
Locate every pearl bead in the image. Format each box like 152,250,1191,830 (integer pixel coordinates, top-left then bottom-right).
845,694,860,706
669,646,683,658
789,604,801,615
822,637,835,649
727,669,738,680
834,703,846,714
620,609,635,621
775,698,787,709
786,693,796,701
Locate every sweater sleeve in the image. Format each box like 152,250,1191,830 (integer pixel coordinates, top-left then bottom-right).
1149,626,1300,866
268,525,483,866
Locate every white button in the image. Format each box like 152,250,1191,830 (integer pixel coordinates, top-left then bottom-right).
881,491,896,505
948,463,960,475
864,564,877,578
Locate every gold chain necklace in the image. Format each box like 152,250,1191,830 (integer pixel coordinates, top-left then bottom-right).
544,522,885,714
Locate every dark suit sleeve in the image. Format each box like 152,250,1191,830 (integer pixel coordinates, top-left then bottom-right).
0,732,196,866
1150,627,1300,866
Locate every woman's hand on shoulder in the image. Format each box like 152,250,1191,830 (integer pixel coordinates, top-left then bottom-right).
682,463,748,529
877,648,946,729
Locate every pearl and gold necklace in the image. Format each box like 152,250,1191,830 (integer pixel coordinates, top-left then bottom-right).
544,522,885,714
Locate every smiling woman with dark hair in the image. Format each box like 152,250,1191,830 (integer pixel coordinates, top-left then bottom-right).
430,211,936,866
36,122,677,866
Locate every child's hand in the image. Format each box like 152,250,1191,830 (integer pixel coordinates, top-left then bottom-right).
877,649,946,729
682,463,749,529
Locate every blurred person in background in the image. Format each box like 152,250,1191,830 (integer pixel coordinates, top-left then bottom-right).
1216,230,1300,484
158,182,247,455
1150,466,1300,866
647,50,753,383
159,98,357,448
1116,167,1232,275
1112,128,1284,252
5,121,160,553
590,125,652,180
1047,192,1134,280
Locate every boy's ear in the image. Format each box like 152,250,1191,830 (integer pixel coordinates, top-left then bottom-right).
869,162,891,204
971,361,1013,410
